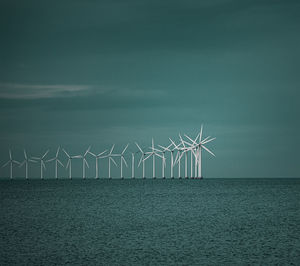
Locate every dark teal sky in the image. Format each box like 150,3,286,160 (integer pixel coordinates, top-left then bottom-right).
0,0,299,178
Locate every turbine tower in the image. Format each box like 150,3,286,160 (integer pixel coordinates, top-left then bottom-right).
63,149,81,179
88,149,107,179
19,149,36,179
32,150,49,179
46,147,64,179
2,149,20,179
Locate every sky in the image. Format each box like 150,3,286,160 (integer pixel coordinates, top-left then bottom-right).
0,0,299,178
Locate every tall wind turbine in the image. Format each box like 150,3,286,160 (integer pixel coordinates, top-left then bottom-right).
46,147,64,179
32,150,49,179
135,142,147,179
118,144,129,179
184,125,216,178
88,149,107,179
19,149,36,179
2,149,20,179
79,146,91,179
105,144,118,179
154,144,171,179
144,138,163,179
63,149,81,179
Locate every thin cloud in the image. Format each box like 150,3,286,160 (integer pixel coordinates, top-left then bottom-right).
0,83,93,99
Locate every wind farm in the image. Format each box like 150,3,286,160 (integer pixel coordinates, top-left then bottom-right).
0,126,216,180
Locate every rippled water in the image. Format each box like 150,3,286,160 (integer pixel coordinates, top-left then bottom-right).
1,178,300,265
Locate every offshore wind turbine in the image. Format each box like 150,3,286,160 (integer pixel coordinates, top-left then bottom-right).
144,138,163,179
2,149,20,179
32,150,49,179
88,149,107,179
184,125,216,178
155,143,171,179
19,149,36,179
117,144,129,179
79,146,91,179
105,144,118,179
135,142,147,179
46,147,64,179
63,149,81,179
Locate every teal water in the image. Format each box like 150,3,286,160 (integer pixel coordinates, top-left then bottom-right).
0,178,300,265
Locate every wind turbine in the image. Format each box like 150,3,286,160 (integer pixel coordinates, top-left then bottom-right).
46,147,64,179
135,142,148,179
105,144,118,179
32,150,49,179
63,149,81,179
144,138,163,179
2,149,20,179
154,144,171,179
88,149,107,179
117,144,129,179
184,125,216,178
170,139,184,178
19,149,36,179
79,146,91,179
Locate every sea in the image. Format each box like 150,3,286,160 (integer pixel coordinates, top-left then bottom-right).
0,178,300,265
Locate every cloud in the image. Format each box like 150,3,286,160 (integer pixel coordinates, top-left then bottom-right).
0,83,93,99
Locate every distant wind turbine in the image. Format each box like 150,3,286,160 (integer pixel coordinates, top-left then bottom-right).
2,149,20,179
32,150,49,179
88,149,107,179
63,149,81,179
46,147,64,179
19,149,36,179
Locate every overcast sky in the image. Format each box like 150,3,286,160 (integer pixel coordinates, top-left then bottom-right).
0,0,299,178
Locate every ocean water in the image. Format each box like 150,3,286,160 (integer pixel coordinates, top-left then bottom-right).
0,178,300,265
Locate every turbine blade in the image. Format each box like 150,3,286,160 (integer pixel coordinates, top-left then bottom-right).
66,159,70,169
43,149,49,159
122,143,129,154
202,137,216,145
56,146,60,157
109,144,115,155
135,142,143,153
88,151,96,157
46,158,55,163
143,153,152,161
84,146,91,156
57,159,64,167
62,148,70,158
19,160,26,167
154,152,163,159
42,161,46,169
199,124,203,142
2,160,10,168
84,158,89,168
24,149,27,159
9,149,12,160
29,159,37,163
97,150,107,157
202,145,216,157
138,155,143,167
184,134,196,144
122,157,128,168
110,157,117,166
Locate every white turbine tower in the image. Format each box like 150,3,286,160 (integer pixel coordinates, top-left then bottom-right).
19,149,36,179
143,138,163,179
105,144,118,179
2,149,20,179
117,144,129,179
32,150,49,179
88,149,107,179
79,146,91,179
46,147,64,179
63,149,81,179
